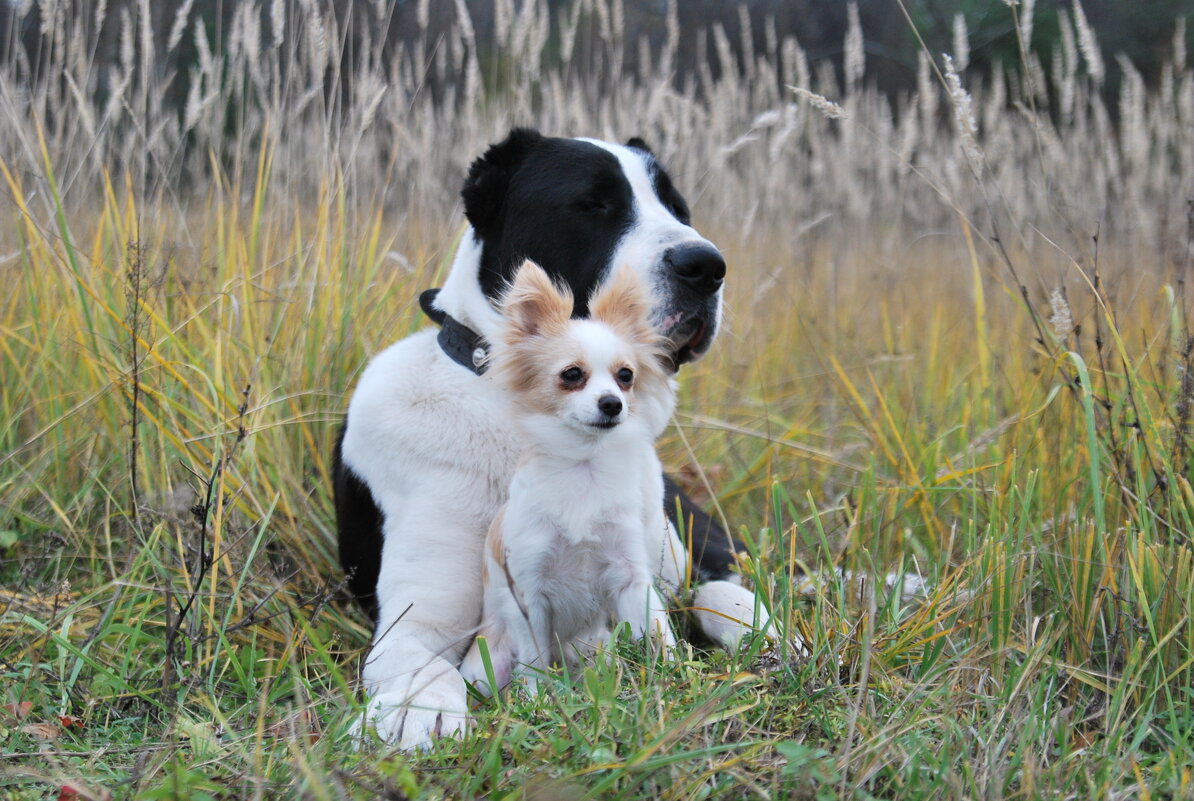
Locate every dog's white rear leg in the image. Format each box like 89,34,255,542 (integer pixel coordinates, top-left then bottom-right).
691,579,774,650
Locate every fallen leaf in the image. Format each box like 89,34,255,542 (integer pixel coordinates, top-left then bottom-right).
3,701,32,722
59,715,84,730
265,707,321,745
710,671,759,684
21,721,61,740
56,782,111,801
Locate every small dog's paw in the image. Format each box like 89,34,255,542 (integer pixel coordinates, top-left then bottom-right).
458,645,489,693
460,636,514,697
657,621,678,653
356,687,472,752
510,667,542,697
564,627,611,667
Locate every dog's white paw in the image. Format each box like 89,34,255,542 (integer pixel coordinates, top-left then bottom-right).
357,685,472,752
692,580,777,650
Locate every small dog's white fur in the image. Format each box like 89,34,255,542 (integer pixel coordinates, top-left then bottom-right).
459,262,677,694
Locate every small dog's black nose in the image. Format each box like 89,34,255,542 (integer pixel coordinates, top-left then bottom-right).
664,243,726,295
597,394,623,418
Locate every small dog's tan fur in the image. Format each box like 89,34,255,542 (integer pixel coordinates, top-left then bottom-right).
494,261,670,419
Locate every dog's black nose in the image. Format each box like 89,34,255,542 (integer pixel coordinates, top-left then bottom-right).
664,243,726,295
597,394,623,418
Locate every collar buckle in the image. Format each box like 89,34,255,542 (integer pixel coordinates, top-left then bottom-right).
419,288,489,376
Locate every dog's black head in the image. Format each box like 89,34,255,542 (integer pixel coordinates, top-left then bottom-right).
462,128,724,367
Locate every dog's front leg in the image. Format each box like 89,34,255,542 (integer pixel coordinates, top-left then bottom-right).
358,630,472,751
505,592,555,691
615,578,677,650
355,497,487,750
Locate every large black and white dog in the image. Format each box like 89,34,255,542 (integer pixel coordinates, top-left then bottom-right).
334,128,767,750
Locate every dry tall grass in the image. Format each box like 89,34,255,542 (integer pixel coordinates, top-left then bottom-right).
2,2,1193,799
3,2,1191,247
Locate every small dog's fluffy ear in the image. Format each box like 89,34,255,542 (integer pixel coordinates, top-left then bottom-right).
591,265,671,387
589,264,656,345
500,260,573,339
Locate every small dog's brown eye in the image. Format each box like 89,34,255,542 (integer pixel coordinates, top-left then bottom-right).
616,367,634,386
560,366,584,385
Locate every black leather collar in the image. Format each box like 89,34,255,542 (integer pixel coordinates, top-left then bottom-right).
419,288,489,375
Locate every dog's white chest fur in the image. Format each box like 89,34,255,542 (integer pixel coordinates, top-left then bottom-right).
461,423,675,691
502,443,654,629
341,330,521,622
347,332,515,492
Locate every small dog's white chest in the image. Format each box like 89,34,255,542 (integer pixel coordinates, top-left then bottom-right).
536,538,613,622
527,519,638,631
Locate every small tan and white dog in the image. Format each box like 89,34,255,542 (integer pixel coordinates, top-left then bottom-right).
459,260,678,694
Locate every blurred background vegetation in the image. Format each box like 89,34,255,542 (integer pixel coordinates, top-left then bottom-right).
3,1,1191,117
2,2,1194,798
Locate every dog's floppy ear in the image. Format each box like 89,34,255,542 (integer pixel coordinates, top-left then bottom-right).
625,136,654,155
462,128,542,239
500,259,573,340
589,264,657,346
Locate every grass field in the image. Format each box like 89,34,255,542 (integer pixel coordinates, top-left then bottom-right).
3,2,1194,799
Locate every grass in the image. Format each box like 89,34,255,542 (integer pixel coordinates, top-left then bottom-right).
3,2,1194,799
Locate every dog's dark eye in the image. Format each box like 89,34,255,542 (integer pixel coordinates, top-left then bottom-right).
616,367,634,386
560,366,585,386
577,197,611,215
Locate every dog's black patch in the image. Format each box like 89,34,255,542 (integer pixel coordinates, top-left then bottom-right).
333,426,381,620
464,128,685,318
663,475,741,581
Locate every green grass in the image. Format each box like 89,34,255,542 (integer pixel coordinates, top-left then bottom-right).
3,151,1192,799
3,3,1194,799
